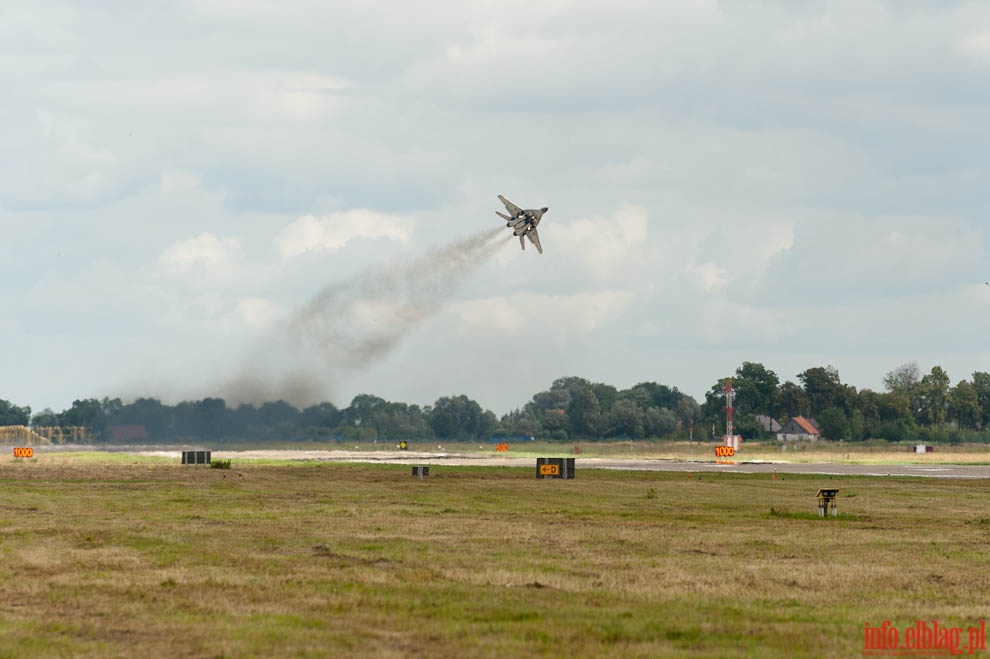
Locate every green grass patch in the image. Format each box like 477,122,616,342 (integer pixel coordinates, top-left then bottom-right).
0,460,987,657
767,507,861,521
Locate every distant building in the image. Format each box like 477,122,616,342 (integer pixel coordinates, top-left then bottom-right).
109,425,149,442
755,415,782,433
776,417,821,441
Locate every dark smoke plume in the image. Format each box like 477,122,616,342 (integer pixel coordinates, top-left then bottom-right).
291,226,505,366
221,226,508,406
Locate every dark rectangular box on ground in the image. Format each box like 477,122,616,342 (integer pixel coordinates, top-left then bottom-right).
536,457,575,479
412,466,429,478
181,450,211,465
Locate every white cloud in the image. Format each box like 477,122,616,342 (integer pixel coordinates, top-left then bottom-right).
95,70,353,124
275,210,414,258
237,296,283,330
159,233,241,273
455,290,634,340
756,213,984,302
760,227,795,261
549,206,649,278
4,1,990,413
453,297,526,334
694,263,729,293
959,32,990,59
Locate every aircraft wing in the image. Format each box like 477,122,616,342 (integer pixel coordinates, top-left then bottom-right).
526,228,543,254
498,195,523,216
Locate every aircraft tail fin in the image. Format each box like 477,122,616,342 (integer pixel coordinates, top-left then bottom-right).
496,211,512,221
519,234,525,251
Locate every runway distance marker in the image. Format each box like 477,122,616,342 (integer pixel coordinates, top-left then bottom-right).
714,446,735,458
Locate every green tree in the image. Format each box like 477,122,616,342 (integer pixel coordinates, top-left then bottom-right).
917,366,950,426
628,381,688,410
797,366,855,415
701,377,731,425
109,397,173,440
372,402,433,440
496,409,542,438
31,408,59,428
61,399,109,439
857,389,909,439
874,418,917,442
775,381,810,418
300,402,341,430
883,361,921,397
865,390,916,442
606,399,644,438
256,401,299,428
101,397,123,418
883,362,925,421
817,407,849,440
675,397,701,438
947,380,981,430
541,408,570,440
195,398,227,441
227,403,260,439
847,409,866,440
528,377,584,414
568,387,603,438
971,372,990,429
877,391,911,421
429,395,490,440
525,376,655,439
732,362,780,416
643,407,679,438
732,413,761,440
346,394,387,425
0,399,31,426
590,382,619,414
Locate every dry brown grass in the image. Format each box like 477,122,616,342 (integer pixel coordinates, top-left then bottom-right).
0,457,988,657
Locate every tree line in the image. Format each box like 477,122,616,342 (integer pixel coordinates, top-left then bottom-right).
3,362,990,443
700,362,990,443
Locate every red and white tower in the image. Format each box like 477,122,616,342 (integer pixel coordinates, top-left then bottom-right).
722,379,741,450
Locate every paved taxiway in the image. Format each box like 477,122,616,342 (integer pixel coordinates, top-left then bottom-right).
195,450,990,479
33,446,985,479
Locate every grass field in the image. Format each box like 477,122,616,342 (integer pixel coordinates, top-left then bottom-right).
1,454,988,657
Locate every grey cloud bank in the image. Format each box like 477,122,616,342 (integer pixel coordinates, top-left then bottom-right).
2,2,989,414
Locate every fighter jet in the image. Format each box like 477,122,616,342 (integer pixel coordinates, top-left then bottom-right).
496,195,548,254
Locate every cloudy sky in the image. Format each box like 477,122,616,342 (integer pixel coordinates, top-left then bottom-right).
3,1,989,415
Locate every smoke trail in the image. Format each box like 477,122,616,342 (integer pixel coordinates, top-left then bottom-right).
291,226,505,366
217,368,330,410
221,226,508,405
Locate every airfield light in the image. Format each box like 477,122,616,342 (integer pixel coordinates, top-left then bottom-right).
816,489,839,517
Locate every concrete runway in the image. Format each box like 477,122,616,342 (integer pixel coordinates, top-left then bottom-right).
583,459,990,479
202,449,990,479
27,445,987,478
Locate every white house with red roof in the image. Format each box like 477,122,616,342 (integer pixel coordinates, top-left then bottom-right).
776,416,822,441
